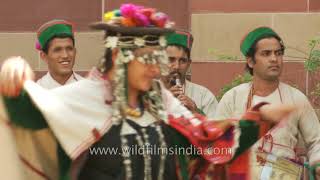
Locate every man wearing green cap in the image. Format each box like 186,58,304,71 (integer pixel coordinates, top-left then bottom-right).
35,19,81,180
164,30,218,118
2,20,84,180
215,26,320,179
36,19,83,89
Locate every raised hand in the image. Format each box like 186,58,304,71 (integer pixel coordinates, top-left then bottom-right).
169,85,183,97
177,94,197,112
0,56,34,97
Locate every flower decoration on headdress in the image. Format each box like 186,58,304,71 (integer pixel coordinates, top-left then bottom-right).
134,37,145,47
159,36,167,47
104,3,173,28
104,36,119,48
101,4,173,49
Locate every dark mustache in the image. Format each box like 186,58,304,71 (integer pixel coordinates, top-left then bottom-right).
169,72,181,78
268,65,280,69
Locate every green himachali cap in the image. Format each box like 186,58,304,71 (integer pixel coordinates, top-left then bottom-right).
240,27,279,56
37,19,74,50
166,30,193,50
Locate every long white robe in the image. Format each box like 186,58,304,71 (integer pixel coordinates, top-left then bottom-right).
214,82,320,164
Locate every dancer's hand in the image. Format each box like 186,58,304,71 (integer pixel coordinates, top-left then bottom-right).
0,56,34,97
259,104,296,123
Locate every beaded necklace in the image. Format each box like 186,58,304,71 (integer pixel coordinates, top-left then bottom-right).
120,121,167,180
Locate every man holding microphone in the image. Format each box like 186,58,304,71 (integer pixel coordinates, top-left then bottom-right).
164,30,218,118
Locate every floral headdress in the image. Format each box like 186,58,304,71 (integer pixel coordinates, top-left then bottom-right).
90,3,175,124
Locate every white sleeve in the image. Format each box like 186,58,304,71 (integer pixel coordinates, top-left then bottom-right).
296,92,320,164
200,89,218,119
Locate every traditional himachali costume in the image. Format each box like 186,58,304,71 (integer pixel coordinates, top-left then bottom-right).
166,30,218,119
215,27,320,179
2,5,277,180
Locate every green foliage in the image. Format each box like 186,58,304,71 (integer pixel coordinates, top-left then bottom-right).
216,54,239,61
207,48,240,61
217,72,252,100
304,37,320,72
302,36,320,106
311,83,320,97
305,49,320,72
310,83,320,107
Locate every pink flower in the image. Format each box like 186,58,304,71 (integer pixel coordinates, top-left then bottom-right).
35,41,42,50
150,12,168,28
120,3,142,18
133,12,150,27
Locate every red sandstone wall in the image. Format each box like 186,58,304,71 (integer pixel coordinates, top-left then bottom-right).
1,0,320,106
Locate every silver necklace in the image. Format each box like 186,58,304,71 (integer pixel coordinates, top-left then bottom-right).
121,122,167,180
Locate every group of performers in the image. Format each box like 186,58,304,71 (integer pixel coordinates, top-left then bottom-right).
0,3,320,180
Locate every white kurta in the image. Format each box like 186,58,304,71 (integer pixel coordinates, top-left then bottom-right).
184,80,218,119
214,82,320,164
36,72,84,89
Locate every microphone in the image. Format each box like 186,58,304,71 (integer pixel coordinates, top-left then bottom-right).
175,78,184,94
175,78,181,86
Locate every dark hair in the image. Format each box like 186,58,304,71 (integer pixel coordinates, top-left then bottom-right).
245,35,285,75
42,34,75,54
167,44,191,60
101,48,114,73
